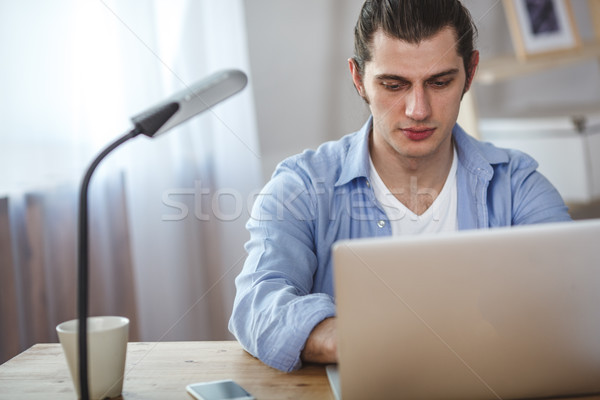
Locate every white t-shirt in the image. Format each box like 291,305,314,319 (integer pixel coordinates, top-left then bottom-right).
369,148,459,236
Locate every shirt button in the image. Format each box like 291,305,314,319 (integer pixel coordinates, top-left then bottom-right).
377,220,386,228
366,179,371,188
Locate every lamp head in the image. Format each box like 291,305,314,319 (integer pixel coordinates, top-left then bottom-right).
131,69,248,137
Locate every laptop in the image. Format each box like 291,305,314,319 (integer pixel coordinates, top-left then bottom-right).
329,219,600,400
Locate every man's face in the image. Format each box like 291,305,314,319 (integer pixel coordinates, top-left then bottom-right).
350,27,477,165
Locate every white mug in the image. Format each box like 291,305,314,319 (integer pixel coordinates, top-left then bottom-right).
56,316,129,400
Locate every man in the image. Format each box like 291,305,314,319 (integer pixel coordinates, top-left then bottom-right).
229,0,571,372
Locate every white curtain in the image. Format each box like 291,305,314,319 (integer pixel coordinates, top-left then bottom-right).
0,0,262,363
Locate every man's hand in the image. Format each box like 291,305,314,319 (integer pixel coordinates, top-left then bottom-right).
300,317,338,364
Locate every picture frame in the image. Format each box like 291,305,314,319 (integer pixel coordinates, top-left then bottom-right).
503,0,581,60
589,0,600,41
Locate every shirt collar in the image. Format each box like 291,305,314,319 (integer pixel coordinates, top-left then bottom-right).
453,123,508,180
334,117,373,187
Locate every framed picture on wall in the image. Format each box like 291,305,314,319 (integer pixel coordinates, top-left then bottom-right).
503,0,581,60
589,0,600,41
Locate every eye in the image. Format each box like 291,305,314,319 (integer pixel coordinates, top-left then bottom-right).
428,79,452,89
381,81,407,91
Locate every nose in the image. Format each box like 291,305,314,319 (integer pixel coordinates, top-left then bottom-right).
405,86,431,121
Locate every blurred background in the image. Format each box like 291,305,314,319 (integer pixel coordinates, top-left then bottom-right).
1,0,599,364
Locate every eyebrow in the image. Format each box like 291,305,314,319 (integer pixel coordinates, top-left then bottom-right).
375,68,460,82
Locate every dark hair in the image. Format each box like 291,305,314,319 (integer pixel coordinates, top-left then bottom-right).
353,0,478,80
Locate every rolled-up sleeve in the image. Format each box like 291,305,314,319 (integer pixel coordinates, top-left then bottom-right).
228,166,336,372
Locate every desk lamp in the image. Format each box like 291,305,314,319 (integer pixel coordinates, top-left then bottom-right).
77,70,248,399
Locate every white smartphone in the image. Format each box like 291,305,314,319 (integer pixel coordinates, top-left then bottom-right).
186,379,255,400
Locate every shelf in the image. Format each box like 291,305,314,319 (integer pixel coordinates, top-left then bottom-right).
475,41,600,85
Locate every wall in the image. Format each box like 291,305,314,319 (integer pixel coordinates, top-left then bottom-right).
244,0,369,181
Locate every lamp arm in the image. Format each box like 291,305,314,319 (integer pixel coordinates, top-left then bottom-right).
77,127,140,400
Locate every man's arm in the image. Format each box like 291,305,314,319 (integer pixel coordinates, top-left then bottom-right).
229,168,336,372
301,317,338,364
509,155,572,225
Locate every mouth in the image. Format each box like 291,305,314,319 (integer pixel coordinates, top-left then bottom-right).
400,127,435,141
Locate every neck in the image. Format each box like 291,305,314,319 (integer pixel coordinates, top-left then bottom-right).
369,134,454,215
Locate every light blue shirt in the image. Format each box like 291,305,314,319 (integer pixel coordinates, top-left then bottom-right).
229,118,571,372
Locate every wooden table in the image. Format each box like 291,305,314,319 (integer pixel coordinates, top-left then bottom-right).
0,341,334,399
2,341,599,400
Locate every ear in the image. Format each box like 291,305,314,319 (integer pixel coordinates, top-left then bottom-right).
348,58,364,97
464,50,479,93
